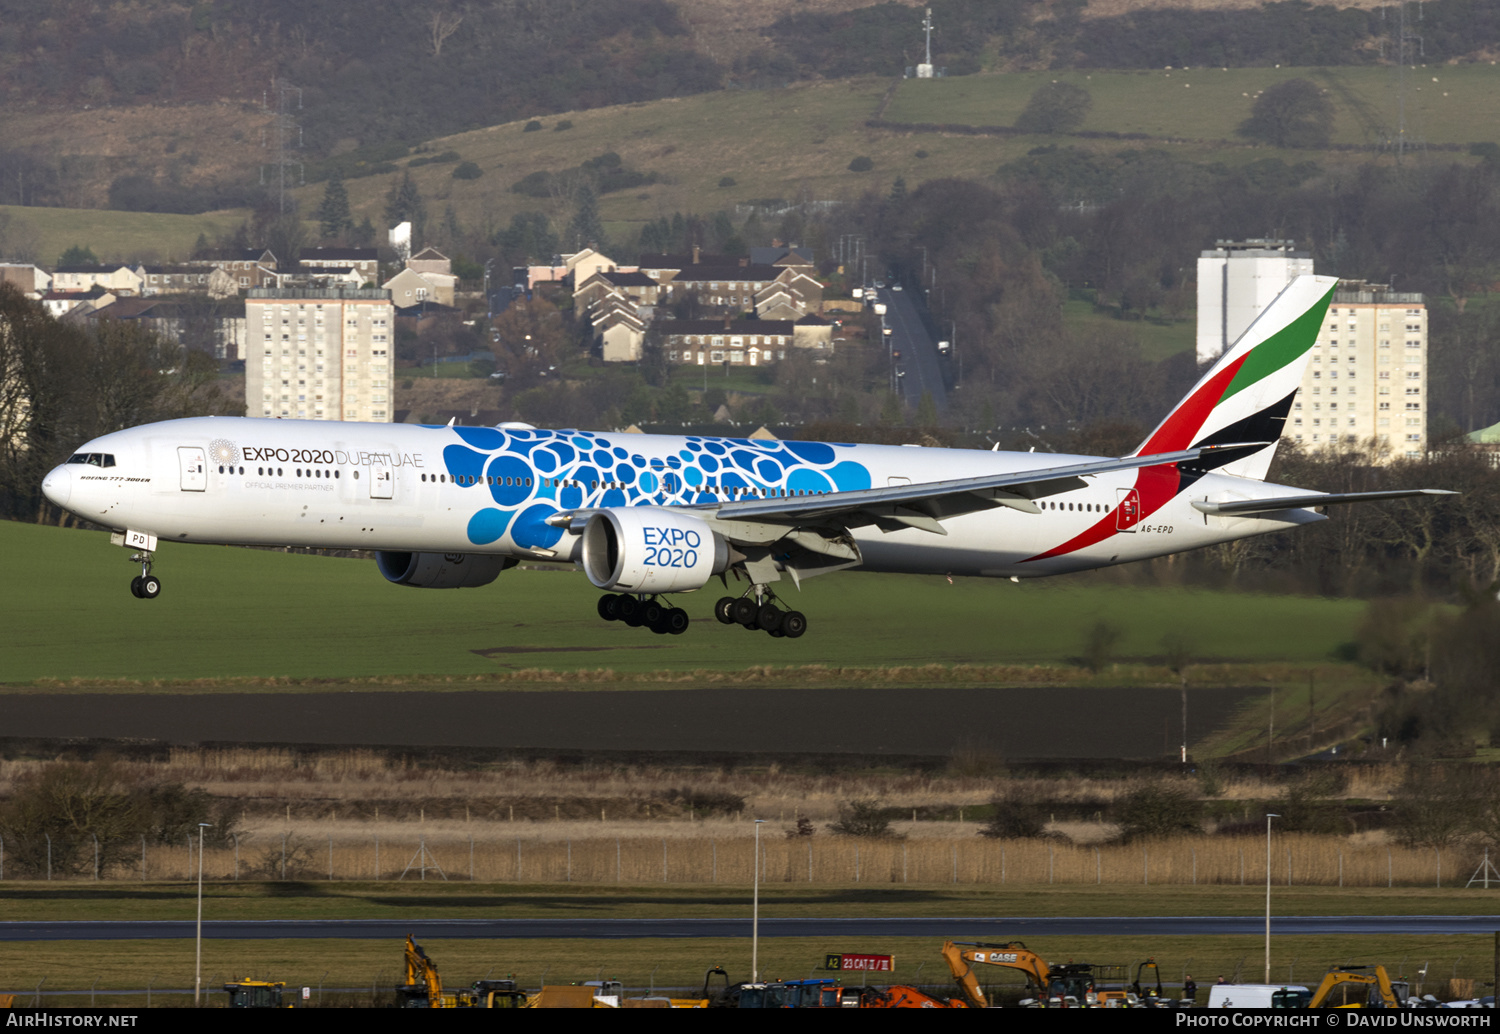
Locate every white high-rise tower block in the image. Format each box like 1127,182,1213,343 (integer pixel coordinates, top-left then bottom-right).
1197,239,1314,364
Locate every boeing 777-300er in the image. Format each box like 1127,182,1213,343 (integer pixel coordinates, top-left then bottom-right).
42,274,1451,639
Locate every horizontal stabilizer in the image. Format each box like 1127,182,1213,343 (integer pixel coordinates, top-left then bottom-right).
1192,488,1457,516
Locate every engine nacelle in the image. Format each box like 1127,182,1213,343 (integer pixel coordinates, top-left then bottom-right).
580,507,727,593
376,551,515,588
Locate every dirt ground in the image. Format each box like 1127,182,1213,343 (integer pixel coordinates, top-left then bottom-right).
0,684,1257,761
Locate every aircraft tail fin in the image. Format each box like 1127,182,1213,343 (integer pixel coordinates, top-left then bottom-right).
1132,274,1338,481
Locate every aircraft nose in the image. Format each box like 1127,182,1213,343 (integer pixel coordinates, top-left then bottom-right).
41,465,72,509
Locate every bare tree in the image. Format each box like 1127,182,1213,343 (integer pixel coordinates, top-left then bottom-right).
428,7,464,58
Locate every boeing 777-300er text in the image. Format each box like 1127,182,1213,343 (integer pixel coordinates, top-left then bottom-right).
43,275,1451,639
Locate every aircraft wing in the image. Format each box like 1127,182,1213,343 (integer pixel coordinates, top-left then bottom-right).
695,444,1256,536
1191,488,1458,516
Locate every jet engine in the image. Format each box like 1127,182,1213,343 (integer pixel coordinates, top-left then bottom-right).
375,551,516,588
580,507,728,594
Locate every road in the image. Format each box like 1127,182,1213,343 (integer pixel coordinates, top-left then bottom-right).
877,286,949,421
4,916,1498,941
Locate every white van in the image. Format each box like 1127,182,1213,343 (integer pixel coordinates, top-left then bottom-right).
1206,984,1312,1009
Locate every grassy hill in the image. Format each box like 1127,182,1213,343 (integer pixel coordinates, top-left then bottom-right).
0,204,250,268
304,63,1498,245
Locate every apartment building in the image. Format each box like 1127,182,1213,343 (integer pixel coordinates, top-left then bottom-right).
1289,283,1427,461
245,287,395,422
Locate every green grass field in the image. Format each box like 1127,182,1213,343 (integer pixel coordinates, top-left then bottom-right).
2,884,1494,1003
1062,297,1197,363
1,520,1371,685
0,204,251,268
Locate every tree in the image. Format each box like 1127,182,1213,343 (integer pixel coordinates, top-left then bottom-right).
566,185,606,251
1015,82,1092,134
58,244,98,267
317,176,352,240
384,171,427,241
1237,79,1334,148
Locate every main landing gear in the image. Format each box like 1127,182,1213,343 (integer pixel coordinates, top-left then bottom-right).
596,593,690,635
128,550,161,599
715,589,807,639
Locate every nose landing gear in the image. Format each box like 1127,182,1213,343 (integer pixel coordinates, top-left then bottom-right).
596,593,689,635
128,551,161,599
715,587,806,639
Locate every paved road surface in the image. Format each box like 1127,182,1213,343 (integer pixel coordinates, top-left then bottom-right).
4,916,1497,941
878,287,949,421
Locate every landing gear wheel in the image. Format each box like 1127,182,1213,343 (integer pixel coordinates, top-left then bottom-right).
665,609,691,635
130,576,143,598
597,594,623,621
780,610,807,638
138,575,161,600
768,628,786,638
619,596,645,627
731,597,759,627
641,599,665,627
757,604,783,632
714,597,737,625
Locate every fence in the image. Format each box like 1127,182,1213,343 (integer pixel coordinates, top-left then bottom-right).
0,832,1490,887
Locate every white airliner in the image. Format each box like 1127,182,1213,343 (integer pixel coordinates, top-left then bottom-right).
42,275,1449,638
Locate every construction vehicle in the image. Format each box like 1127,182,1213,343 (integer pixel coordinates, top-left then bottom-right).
861,985,970,1009
223,979,292,1008
942,940,1114,1008
1309,966,1409,1008
396,933,472,1008
1132,958,1173,1007
470,979,528,1009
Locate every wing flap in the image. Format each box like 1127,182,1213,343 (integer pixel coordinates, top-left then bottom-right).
1192,488,1457,516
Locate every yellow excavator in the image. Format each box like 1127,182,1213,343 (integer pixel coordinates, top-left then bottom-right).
397,933,468,1008
223,979,292,1008
1309,966,1409,1009
941,940,1107,1008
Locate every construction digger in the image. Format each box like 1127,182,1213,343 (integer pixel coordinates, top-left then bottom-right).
942,940,1115,1008
1309,966,1410,1008
222,979,292,1008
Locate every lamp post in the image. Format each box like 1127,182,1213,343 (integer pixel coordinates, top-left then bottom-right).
195,821,212,1006
1264,813,1280,984
752,819,767,983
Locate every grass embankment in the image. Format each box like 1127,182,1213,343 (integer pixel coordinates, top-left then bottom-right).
5,520,1370,685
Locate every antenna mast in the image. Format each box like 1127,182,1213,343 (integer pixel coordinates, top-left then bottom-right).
261,79,305,213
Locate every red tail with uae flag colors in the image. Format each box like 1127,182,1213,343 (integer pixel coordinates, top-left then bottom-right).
1133,274,1339,480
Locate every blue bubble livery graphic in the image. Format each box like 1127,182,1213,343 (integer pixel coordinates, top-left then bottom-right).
432,427,874,547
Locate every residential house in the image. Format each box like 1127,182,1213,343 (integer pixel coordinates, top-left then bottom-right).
298,247,380,285
0,263,50,298
50,264,144,296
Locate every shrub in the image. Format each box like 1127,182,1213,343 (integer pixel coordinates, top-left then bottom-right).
451,162,483,180
1116,784,1201,841
979,787,1046,839
718,176,737,188
1081,619,1123,673
848,156,874,172
555,120,573,131
523,120,544,132
828,799,902,838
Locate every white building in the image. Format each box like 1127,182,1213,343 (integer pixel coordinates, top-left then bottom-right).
245,287,395,422
1289,283,1427,462
1197,239,1314,363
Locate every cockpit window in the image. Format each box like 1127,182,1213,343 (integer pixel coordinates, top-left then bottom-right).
66,453,115,467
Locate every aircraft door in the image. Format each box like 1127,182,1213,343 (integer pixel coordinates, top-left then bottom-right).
1115,487,1140,531
369,462,394,499
178,447,207,492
